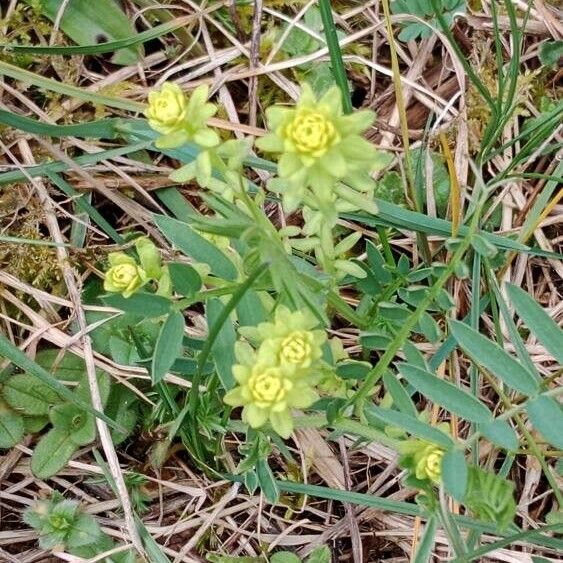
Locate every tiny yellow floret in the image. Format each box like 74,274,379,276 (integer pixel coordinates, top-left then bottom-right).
415,444,444,483
103,253,147,298
144,82,188,135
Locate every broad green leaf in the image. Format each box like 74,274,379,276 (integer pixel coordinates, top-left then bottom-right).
152,311,185,385
23,415,49,434
0,333,119,430
154,214,237,281
32,0,141,65
0,402,24,448
306,546,331,563
442,449,468,501
449,320,538,396
479,420,519,451
102,293,172,318
399,363,492,423
35,349,85,381
506,284,563,365
539,40,563,68
526,395,563,449
412,515,438,563
168,262,202,298
3,374,61,415
365,405,454,447
31,428,78,478
50,403,96,447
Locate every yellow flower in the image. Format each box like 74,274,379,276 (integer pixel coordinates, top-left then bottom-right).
284,109,340,160
145,82,188,135
224,343,319,438
103,253,147,298
240,306,326,371
414,444,444,483
145,82,220,150
255,84,389,212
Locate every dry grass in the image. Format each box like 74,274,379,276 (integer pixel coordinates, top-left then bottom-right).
0,0,562,562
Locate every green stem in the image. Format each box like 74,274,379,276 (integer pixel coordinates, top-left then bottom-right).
349,232,474,409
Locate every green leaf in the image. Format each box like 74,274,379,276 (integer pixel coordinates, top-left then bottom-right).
399,363,492,423
412,515,438,563
442,449,468,501
506,284,563,365
236,289,266,327
205,299,236,390
306,546,331,563
154,214,237,281
383,372,417,416
0,333,119,430
365,405,454,447
66,512,103,548
478,420,519,451
23,415,49,434
526,395,563,449
31,428,78,478
449,320,539,396
152,311,185,385
50,403,96,446
168,262,202,298
0,402,24,448
463,466,516,531
3,374,61,415
35,349,86,381
32,0,141,65
539,40,563,68
471,234,498,258
256,459,279,504
271,553,301,563
105,386,138,445
102,293,172,318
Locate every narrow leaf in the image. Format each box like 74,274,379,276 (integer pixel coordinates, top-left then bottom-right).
479,420,519,451
399,363,492,423
526,395,563,449
442,449,468,501
412,515,438,563
506,284,563,365
154,214,237,281
365,405,454,447
102,293,172,317
449,320,538,396
168,262,201,297
152,311,185,385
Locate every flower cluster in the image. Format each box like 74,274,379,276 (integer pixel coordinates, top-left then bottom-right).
256,84,388,213
104,237,169,298
400,440,445,484
224,307,327,438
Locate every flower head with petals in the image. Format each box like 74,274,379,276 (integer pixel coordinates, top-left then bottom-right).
223,342,319,438
256,84,383,212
